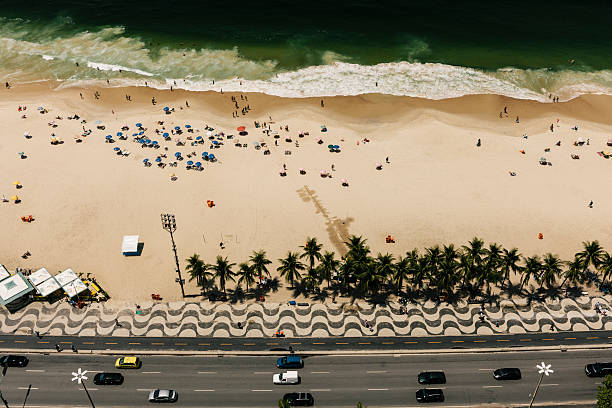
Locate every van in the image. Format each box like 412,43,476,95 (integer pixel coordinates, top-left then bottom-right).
277,355,304,369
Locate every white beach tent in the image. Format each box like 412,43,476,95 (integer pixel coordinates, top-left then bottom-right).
121,235,140,256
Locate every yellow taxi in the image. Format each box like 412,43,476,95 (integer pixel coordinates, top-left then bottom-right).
114,356,142,369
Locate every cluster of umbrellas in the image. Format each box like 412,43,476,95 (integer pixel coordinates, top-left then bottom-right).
328,144,341,152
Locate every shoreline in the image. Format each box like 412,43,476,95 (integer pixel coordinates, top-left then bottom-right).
1,82,612,301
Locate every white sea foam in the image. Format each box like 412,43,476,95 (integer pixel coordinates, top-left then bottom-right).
86,61,154,77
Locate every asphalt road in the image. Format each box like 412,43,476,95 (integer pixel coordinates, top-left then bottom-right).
0,350,609,407
1,330,611,352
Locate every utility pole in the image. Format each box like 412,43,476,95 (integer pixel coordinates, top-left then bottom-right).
161,214,185,298
529,362,553,408
71,368,95,408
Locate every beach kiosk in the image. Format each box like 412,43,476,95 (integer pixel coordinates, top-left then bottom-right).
0,271,34,313
0,264,10,281
55,269,89,299
29,268,63,302
121,235,140,256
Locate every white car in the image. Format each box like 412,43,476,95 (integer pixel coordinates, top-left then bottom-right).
148,389,178,403
273,370,300,385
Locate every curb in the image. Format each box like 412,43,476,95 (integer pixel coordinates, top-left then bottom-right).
4,343,612,357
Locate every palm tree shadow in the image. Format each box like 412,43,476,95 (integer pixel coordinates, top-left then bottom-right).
227,286,247,304
311,287,329,303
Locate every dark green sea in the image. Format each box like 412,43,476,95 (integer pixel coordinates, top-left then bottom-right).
0,0,610,100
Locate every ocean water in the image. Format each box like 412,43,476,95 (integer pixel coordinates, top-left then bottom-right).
0,0,611,101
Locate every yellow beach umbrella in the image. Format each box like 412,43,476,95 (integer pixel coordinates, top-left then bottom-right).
11,195,18,202
13,181,20,186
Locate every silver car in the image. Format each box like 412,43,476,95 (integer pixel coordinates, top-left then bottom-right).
148,389,178,403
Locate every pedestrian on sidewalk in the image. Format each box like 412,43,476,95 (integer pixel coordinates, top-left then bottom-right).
115,319,122,328
55,344,63,352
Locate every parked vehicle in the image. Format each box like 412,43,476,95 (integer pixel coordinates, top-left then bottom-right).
148,389,178,403
493,368,522,380
417,371,446,385
283,392,314,406
273,370,300,385
585,362,612,377
277,355,304,369
0,355,28,368
93,372,124,385
416,389,444,403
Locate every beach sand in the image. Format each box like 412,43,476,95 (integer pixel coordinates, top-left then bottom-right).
1,82,612,301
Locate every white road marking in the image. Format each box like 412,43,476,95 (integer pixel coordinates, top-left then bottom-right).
137,389,154,392
18,387,38,390
478,368,495,371
251,389,273,392
367,388,389,391
254,371,273,374
482,385,503,388
198,371,217,374
194,389,215,392
142,371,161,374
79,388,98,391
366,370,387,374
310,389,331,392
86,370,103,373
541,383,559,386
311,371,330,374
25,369,45,373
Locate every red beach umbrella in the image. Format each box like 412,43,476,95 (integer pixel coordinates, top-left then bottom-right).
237,126,246,132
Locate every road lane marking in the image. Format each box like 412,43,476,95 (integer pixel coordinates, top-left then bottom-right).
310,389,331,391
290,342,301,345
243,343,256,346
137,389,154,391
198,371,217,374
541,384,559,386
128,342,141,345
359,342,371,345
175,343,187,346
87,370,103,373
37,341,50,344
367,370,387,374
565,337,576,340
60,341,72,344
26,369,45,373
404,341,418,344
519,339,532,342
199,343,210,346
220,343,232,346
473,340,486,343
254,371,273,375
478,369,495,371
79,388,98,391
194,389,215,392
452,340,464,343
587,336,599,340
311,371,330,374
496,339,510,342
82,342,94,345
105,342,118,345
151,342,164,345
14,341,25,343
482,385,503,388
18,387,38,390
382,342,394,344
251,389,273,392
336,342,349,345
312,342,325,345
428,341,442,344
142,371,161,374
541,338,555,341
368,388,389,391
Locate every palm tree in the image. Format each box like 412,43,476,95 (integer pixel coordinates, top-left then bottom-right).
390,256,410,293
185,254,211,288
208,256,236,298
500,247,522,288
277,252,305,288
300,237,323,276
520,255,542,290
598,252,612,286
540,253,563,289
249,250,272,280
318,251,340,288
460,237,486,290
562,258,584,287
237,262,257,290
435,244,459,297
344,235,370,261
576,240,605,275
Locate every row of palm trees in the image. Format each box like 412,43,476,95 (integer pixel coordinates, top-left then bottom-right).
185,236,612,301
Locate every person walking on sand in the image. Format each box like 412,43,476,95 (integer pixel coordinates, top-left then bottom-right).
588,200,593,208
504,106,508,114
320,99,324,108
515,116,519,123
476,139,481,147
385,156,390,163
5,81,10,89
550,124,554,132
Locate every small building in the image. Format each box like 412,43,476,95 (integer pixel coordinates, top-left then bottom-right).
29,268,63,302
0,272,34,313
55,269,89,299
0,264,10,281
121,235,141,256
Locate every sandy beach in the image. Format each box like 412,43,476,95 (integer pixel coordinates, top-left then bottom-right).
1,82,612,301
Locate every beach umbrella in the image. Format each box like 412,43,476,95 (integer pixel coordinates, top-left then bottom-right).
163,107,170,111
143,158,149,163
195,162,202,167
136,123,142,128
163,132,169,137
145,139,152,144
237,126,246,132
17,152,24,157
212,140,218,145
155,157,162,163
202,152,208,156
37,107,43,111
138,139,145,144
174,126,180,130
138,131,145,136
13,181,20,186
170,173,175,178
341,178,347,183
333,145,339,149
196,136,203,140
185,125,191,128
175,152,181,157
152,141,159,145
209,154,215,159
320,170,327,176
95,119,102,124
113,147,121,151
187,160,194,166
105,135,112,140
11,195,18,202
328,144,334,149
206,131,213,136
117,132,123,136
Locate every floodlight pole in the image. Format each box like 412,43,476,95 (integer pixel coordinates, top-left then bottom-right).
528,372,544,408
161,214,185,298
81,379,95,408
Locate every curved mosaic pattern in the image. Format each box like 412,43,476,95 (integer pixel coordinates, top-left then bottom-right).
1,296,610,337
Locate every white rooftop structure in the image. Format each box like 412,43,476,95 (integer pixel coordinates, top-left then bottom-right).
0,264,10,281
121,235,140,255
36,277,61,297
63,279,88,298
54,269,79,286
0,273,34,305
29,268,53,286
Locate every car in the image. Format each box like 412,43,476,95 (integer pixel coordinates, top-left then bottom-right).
277,355,304,369
283,392,314,406
0,355,29,367
148,389,178,403
493,368,522,380
273,370,300,385
115,356,142,369
93,372,124,385
585,362,612,377
417,371,446,385
416,389,444,403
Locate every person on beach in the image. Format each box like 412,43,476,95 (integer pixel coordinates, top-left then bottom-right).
588,200,593,208
152,97,156,105
504,106,507,115
5,81,9,89
550,124,554,132
515,116,519,123
476,139,481,147
321,99,324,108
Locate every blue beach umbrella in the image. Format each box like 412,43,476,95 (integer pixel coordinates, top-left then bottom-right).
187,160,194,166
163,132,169,137
334,145,339,149
117,132,123,136
163,107,169,111
105,135,112,140
152,141,158,145
174,152,181,158
155,157,162,163
132,133,138,137
136,123,142,128
195,162,202,167
202,152,208,156
174,126,180,130
143,158,149,163
95,119,102,124
196,136,203,140
138,131,145,136
138,139,145,144
113,147,121,151
212,140,218,145
209,154,215,159
185,125,191,128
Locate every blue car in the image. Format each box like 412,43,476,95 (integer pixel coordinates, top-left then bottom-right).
276,355,304,369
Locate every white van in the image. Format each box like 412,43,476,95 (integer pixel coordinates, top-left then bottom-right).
273,370,300,385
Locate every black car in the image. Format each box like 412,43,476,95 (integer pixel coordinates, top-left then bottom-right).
585,362,612,377
493,368,522,380
93,372,124,385
0,355,29,367
417,371,446,384
283,392,314,406
416,389,444,403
